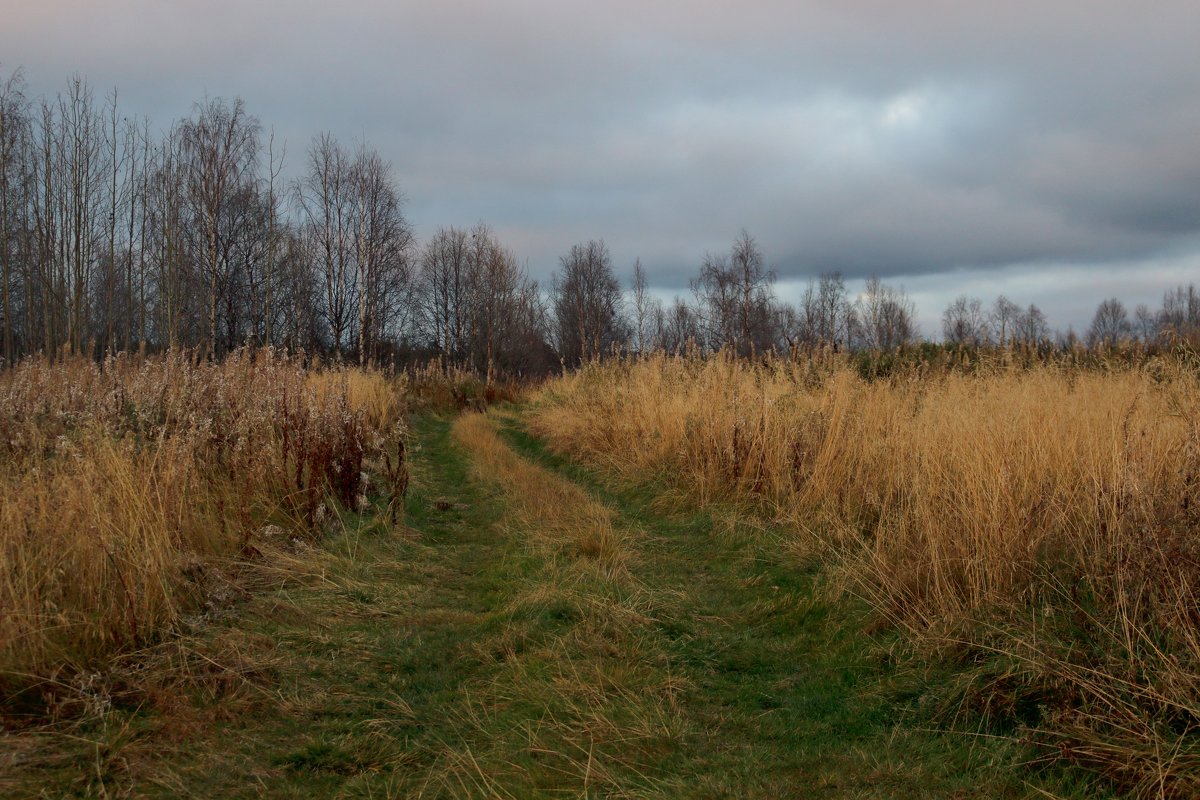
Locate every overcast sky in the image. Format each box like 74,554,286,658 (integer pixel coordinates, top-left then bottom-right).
4,1,1199,335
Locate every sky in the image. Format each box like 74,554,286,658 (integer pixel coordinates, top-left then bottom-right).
3,0,1199,336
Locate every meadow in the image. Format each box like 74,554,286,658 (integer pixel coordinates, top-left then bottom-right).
529,347,1200,797
2,347,1198,798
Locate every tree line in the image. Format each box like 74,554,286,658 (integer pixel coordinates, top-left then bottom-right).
1,68,1196,375
940,288,1200,351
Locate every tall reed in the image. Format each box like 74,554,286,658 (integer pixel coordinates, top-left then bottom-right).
0,350,406,702
529,351,1200,797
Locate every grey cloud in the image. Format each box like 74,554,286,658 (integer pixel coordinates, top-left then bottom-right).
4,1,1198,331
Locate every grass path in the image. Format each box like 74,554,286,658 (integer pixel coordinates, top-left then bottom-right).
7,410,1095,798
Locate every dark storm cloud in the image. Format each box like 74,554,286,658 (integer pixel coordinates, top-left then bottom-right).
4,0,1198,329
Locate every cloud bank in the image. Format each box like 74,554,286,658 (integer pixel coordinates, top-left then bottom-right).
4,1,1198,333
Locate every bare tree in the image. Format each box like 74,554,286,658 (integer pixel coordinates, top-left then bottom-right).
0,67,27,363
415,225,472,360
275,228,318,351
505,275,556,375
350,143,413,365
795,271,852,349
294,133,354,357
658,296,700,354
942,295,990,346
691,251,735,350
466,223,520,378
146,124,191,350
820,273,854,348
99,88,122,355
730,230,776,353
1012,303,1050,344
553,239,626,365
414,222,549,373
1086,297,1131,349
1133,303,1156,345
1158,284,1200,339
631,258,651,354
262,128,285,347
773,301,803,350
180,97,260,358
119,114,151,351
217,180,270,350
853,276,917,351
55,78,107,356
992,295,1021,346
691,230,776,354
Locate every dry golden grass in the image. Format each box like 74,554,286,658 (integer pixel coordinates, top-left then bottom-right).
308,367,405,432
405,358,520,413
445,412,688,796
529,350,1200,797
0,350,407,708
452,411,632,580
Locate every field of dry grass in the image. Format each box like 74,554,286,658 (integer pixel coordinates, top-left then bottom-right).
0,350,408,711
529,349,1200,797
6,346,1198,796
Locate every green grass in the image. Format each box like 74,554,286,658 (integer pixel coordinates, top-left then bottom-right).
3,409,1113,798
491,412,1092,798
